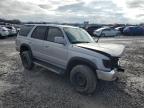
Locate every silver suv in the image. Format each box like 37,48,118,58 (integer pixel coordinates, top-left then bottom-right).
16,24,125,94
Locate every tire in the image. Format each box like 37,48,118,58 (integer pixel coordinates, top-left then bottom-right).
70,65,97,94
20,51,34,70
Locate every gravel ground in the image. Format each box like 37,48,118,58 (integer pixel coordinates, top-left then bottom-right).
0,36,144,108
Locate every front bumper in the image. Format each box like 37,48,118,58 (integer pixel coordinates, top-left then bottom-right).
96,68,124,81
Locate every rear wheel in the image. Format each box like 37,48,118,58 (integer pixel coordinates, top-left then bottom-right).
70,65,97,94
20,51,34,70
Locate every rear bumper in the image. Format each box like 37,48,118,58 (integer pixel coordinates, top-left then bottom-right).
96,68,123,81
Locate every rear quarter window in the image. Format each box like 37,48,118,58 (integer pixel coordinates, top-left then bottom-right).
19,25,34,36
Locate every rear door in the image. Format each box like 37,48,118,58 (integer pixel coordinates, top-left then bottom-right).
29,26,47,60
43,26,68,69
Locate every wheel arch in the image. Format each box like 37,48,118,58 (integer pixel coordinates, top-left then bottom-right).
20,44,32,54
66,57,97,77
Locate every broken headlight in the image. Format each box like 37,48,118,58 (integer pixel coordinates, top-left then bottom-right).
103,57,119,69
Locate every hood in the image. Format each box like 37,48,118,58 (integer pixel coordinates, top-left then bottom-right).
75,43,125,57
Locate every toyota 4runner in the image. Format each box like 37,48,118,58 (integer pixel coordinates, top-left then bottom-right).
16,24,125,94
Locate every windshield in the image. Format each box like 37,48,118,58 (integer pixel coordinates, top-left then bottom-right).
63,27,95,44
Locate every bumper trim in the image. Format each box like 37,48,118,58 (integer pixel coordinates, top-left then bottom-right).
96,69,117,81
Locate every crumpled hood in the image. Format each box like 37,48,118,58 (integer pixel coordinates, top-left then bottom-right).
75,43,125,57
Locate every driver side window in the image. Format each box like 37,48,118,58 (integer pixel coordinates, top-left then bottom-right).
47,27,64,42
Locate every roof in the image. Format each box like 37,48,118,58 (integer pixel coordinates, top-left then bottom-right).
24,24,79,28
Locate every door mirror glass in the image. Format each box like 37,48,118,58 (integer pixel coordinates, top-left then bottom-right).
54,37,66,45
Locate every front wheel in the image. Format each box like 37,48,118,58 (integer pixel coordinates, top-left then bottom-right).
70,65,97,94
20,51,34,70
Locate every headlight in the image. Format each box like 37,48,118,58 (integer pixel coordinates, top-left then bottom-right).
103,57,119,69
103,59,112,68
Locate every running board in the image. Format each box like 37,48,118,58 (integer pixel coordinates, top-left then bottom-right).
33,58,65,75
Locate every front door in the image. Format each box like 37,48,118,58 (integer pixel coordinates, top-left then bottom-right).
43,27,68,69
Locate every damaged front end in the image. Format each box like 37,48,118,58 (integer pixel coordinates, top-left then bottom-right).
103,57,124,72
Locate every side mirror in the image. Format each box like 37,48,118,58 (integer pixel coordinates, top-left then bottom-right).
54,37,66,45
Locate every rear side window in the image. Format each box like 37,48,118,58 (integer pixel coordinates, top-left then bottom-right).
19,25,34,36
31,26,47,40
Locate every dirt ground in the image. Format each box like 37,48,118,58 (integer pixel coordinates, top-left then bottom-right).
0,36,144,108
